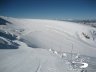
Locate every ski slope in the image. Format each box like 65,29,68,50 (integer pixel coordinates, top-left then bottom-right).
0,16,96,72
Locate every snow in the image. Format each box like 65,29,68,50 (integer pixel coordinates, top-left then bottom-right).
80,63,88,69
0,36,11,45
0,16,96,72
0,41,82,72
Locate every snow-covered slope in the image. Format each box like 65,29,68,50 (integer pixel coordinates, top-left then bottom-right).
0,16,96,72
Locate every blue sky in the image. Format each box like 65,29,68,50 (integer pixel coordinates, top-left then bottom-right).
0,0,96,19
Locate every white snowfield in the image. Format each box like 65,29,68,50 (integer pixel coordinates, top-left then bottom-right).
0,16,96,72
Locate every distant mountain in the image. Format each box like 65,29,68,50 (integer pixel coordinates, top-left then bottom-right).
0,17,12,25
63,19,96,28
0,30,19,49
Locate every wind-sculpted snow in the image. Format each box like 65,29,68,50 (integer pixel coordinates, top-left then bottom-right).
0,16,96,72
